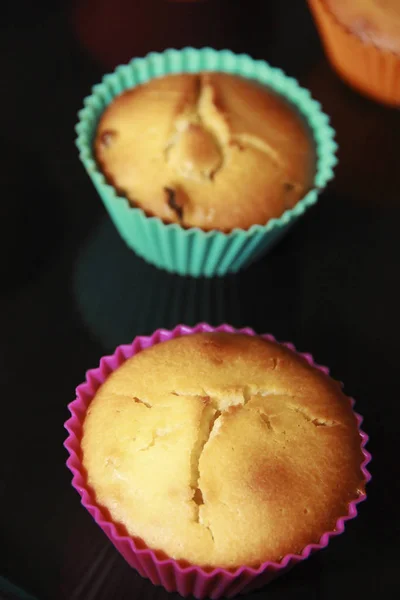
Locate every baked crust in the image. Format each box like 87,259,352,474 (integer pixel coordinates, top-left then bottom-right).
324,0,400,54
82,333,365,568
95,73,315,231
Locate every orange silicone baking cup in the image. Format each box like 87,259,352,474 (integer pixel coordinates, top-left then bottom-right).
308,0,400,107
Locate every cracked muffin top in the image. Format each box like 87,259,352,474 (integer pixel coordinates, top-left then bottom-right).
94,73,315,231
324,0,400,55
82,332,365,568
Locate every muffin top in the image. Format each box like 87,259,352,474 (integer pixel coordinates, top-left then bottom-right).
95,73,315,232
82,332,365,568
325,0,400,54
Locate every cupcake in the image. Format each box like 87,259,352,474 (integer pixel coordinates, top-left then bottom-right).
308,0,400,106
65,324,370,598
95,72,315,232
76,48,337,277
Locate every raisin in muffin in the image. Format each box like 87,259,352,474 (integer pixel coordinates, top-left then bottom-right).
82,332,365,568
95,73,315,232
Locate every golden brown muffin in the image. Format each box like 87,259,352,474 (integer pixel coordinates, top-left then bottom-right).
94,73,315,232
324,0,400,54
82,333,365,568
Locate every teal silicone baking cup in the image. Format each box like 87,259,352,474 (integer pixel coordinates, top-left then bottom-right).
76,47,337,277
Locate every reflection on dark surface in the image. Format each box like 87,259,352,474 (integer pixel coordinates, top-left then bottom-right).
1,1,399,599
73,213,304,353
74,218,243,350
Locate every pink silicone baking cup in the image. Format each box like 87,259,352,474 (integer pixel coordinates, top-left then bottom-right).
64,323,371,599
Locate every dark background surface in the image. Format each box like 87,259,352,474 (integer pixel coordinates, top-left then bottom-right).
1,0,399,598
